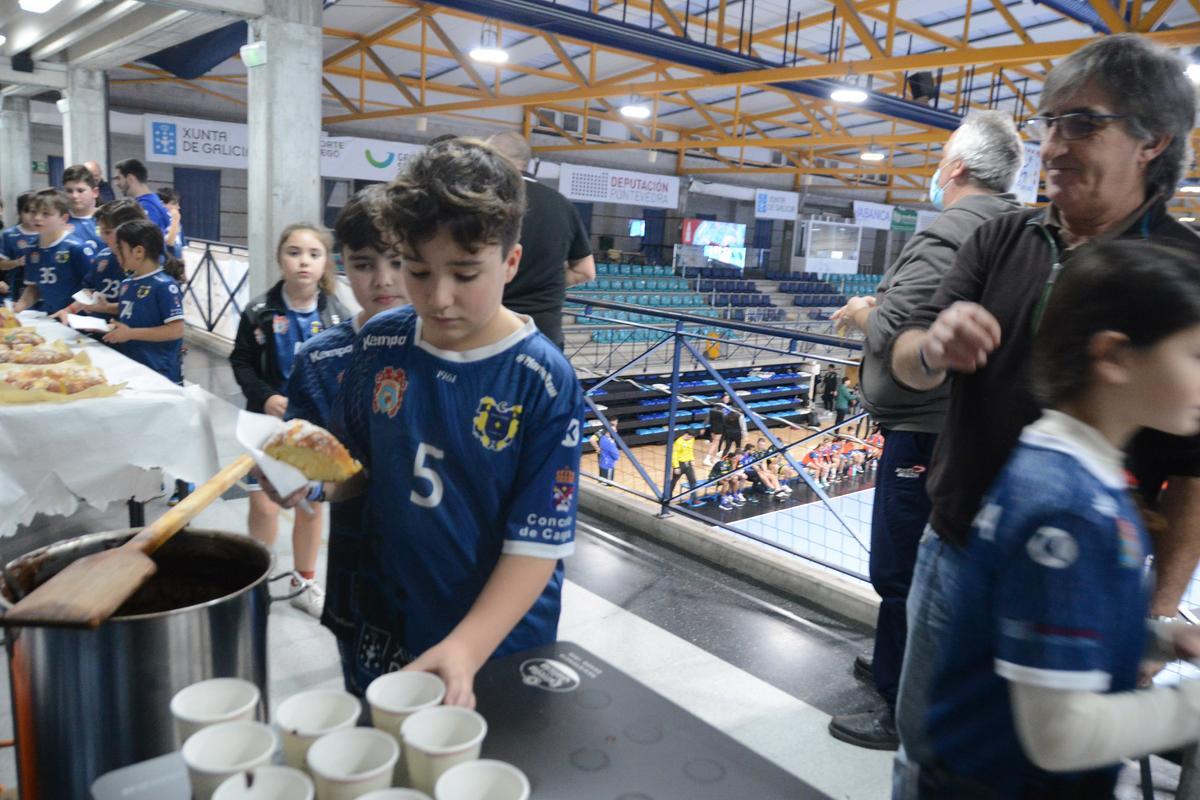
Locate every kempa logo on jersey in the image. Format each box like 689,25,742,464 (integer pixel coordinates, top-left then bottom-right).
310,344,354,363
895,465,927,479
473,397,522,451
519,658,581,692
362,334,407,349
373,367,408,418
516,353,557,397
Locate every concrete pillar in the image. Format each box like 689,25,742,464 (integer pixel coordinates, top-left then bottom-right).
0,97,32,229
246,0,323,298
61,68,108,171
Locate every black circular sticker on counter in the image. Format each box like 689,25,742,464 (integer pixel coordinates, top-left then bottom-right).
520,658,582,692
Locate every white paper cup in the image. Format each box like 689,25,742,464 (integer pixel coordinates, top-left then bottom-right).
434,760,529,800
171,677,261,746
275,689,362,770
367,671,446,785
400,707,488,795
367,671,446,737
306,727,400,800
213,766,315,800
181,721,278,800
359,791,433,800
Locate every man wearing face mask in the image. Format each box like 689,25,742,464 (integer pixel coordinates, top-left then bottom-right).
828,110,1023,750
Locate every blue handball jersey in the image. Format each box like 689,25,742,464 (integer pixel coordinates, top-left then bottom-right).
83,247,125,305
332,308,584,674
273,300,327,383
114,269,185,384
0,225,37,301
285,317,359,428
926,413,1152,798
24,233,94,313
69,216,101,252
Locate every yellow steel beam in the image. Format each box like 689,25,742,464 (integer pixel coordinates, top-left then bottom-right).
323,27,361,40
677,163,936,176
324,9,425,67
540,32,652,142
535,130,946,153
324,30,1200,124
423,14,495,97
365,46,421,107
1137,0,1177,29
323,77,359,114
1086,0,1130,31
371,38,569,79
831,0,886,58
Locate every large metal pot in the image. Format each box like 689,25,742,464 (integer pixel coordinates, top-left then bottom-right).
0,528,288,800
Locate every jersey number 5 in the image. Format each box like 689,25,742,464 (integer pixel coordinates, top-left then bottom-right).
411,442,446,508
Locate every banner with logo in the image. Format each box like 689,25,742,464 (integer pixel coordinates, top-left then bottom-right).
853,200,894,230
145,114,423,182
891,208,917,233
146,114,248,169
1012,142,1042,205
558,164,679,209
754,188,799,220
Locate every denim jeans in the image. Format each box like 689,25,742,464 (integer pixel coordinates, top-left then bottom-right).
892,526,969,800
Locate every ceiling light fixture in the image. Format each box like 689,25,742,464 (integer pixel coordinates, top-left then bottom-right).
1187,64,1200,84
18,0,63,12
469,21,509,64
830,86,868,103
1181,216,1197,223
1180,185,1200,193
859,150,885,162
620,95,651,120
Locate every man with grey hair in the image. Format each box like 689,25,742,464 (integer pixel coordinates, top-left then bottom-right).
826,110,1022,750
487,131,595,349
887,34,1200,796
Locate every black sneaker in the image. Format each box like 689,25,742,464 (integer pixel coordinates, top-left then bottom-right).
853,653,873,682
828,706,899,751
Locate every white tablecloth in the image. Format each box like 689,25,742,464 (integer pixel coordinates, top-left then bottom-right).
0,313,221,536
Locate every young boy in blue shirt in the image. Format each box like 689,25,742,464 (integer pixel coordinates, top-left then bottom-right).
14,189,95,314
263,139,583,707
53,199,149,322
63,163,102,251
0,191,38,301
283,184,406,685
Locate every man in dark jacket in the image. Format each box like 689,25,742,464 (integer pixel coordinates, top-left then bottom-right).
488,132,594,349
887,35,1200,792
827,110,1024,749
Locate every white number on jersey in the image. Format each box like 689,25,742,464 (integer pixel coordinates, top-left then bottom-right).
410,442,446,509
120,300,134,320
39,267,56,285
101,278,121,298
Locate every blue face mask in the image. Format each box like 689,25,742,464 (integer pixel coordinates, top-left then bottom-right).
928,166,946,210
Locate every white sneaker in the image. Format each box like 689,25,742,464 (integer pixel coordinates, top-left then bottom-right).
289,577,325,619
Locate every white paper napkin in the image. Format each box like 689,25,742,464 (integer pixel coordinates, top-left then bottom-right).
72,289,98,306
235,411,310,498
66,314,110,333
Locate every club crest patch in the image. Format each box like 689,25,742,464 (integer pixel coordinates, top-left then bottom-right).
310,319,323,336
55,251,70,263
137,285,152,299
272,314,288,335
373,367,408,418
473,396,522,451
1116,517,1144,568
29,251,39,264
553,467,576,512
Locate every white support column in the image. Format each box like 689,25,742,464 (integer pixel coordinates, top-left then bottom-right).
246,0,323,298
61,68,109,171
0,97,32,229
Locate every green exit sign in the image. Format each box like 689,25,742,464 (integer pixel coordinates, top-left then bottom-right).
31,160,47,174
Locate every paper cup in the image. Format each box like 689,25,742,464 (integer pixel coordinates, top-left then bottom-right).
171,678,261,746
359,791,433,800
367,671,446,785
276,689,362,770
435,761,529,800
213,766,315,800
181,721,278,800
400,707,487,795
306,727,400,800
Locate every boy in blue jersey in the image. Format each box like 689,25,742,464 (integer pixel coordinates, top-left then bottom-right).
101,219,184,384
917,243,1200,798
263,139,584,707
63,163,102,251
0,191,39,301
283,185,406,687
157,187,185,260
15,189,95,314
54,199,148,322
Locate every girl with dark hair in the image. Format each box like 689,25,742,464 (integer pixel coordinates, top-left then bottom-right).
916,240,1200,798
